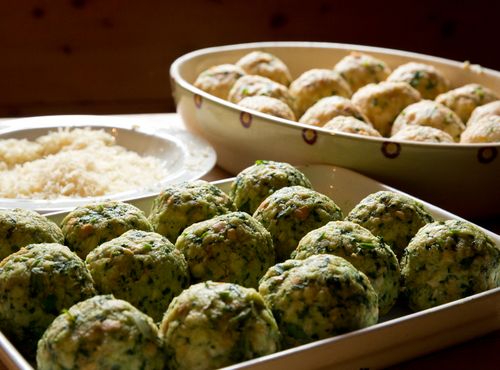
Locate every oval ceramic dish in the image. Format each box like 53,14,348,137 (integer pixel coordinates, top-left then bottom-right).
0,115,216,213
170,42,500,219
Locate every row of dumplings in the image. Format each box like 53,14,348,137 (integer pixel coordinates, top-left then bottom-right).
194,50,500,143
1,161,498,370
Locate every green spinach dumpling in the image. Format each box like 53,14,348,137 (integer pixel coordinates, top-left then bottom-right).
401,220,500,311
37,295,165,370
259,254,378,348
160,281,280,370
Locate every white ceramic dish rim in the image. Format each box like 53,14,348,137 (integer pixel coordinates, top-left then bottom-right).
0,164,498,369
170,41,500,149
227,287,499,370
1,289,497,370
0,115,217,213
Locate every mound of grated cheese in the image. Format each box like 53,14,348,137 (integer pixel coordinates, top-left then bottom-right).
0,128,168,199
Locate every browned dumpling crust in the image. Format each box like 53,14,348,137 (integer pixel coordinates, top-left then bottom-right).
299,95,370,127
391,100,465,141
194,64,246,99
391,125,454,143
467,100,500,126
238,96,296,121
323,116,381,137
352,81,421,136
387,62,450,99
236,51,292,86
436,83,498,123
460,116,500,143
289,69,352,118
228,75,294,109
334,52,392,93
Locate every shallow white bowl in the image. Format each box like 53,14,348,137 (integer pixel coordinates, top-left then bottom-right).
170,42,500,219
0,115,216,213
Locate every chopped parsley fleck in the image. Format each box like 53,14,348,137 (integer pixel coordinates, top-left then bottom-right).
409,71,423,88
358,242,377,250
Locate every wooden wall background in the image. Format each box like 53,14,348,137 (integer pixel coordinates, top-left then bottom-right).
1,0,498,117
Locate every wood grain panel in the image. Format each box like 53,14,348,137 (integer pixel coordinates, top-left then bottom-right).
1,0,498,117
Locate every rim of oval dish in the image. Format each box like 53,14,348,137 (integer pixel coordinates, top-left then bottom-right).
0,115,216,213
170,41,500,149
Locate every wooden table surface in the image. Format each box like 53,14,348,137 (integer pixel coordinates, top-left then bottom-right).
0,113,498,369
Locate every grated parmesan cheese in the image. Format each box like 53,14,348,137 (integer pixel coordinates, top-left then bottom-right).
0,128,168,199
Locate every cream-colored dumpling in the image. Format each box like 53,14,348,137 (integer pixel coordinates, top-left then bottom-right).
352,81,421,136
391,100,465,141
323,116,382,137
298,95,370,127
228,75,293,109
460,116,500,143
387,62,450,99
236,51,292,86
238,96,296,121
289,69,352,118
435,83,498,123
467,100,500,126
391,125,454,143
334,52,391,92
193,64,246,99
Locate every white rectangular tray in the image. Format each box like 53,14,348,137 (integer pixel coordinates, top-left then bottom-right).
1,164,498,370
